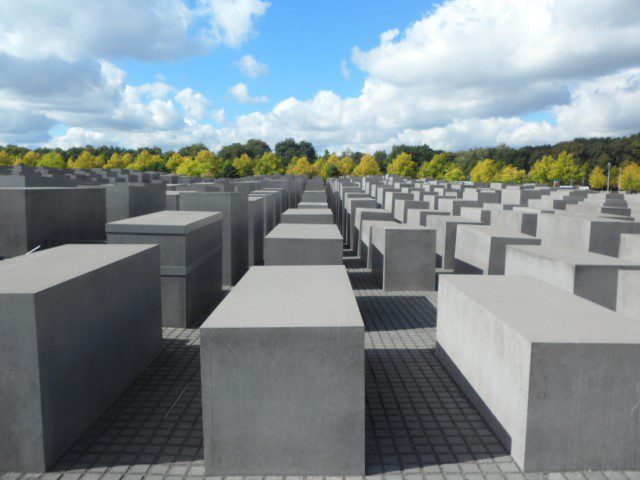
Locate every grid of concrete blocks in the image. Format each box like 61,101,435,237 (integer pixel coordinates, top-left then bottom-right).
1,164,640,477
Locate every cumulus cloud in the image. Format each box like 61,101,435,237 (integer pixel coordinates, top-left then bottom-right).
228,82,268,103
3,0,640,152
341,60,351,81
236,54,269,77
198,0,270,48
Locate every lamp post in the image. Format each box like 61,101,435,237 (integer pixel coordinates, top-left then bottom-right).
607,162,611,192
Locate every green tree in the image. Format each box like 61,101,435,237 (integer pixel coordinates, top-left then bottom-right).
337,155,355,175
620,163,640,193
325,163,340,178
352,154,383,176
470,159,498,182
37,151,66,169
548,151,581,185
275,138,317,165
418,152,453,179
588,165,607,190
387,152,417,178
254,152,284,175
178,143,208,158
610,166,620,189
175,158,205,176
233,154,255,177
444,166,466,181
220,160,239,178
497,164,526,184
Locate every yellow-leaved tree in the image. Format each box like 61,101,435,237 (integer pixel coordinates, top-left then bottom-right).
497,165,526,184
528,155,554,184
0,150,14,166
104,152,131,169
352,154,382,176
548,151,581,185
418,153,452,179
15,151,41,167
444,166,466,181
233,154,255,177
165,153,187,173
470,159,498,182
68,150,104,169
588,165,607,190
195,150,223,177
37,151,67,169
620,163,640,193
286,156,315,176
387,152,417,178
127,150,165,171
254,152,284,175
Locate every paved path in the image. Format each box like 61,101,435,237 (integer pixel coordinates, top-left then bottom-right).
3,253,638,480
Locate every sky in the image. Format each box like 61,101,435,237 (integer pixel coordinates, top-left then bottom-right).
1,0,640,153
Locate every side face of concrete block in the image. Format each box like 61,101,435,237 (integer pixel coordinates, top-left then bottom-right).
200,266,364,475
370,226,436,291
0,245,162,472
437,275,640,472
0,188,28,257
281,208,333,224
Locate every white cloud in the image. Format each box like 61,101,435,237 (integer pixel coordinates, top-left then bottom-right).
341,60,351,81
228,82,268,103
176,88,210,120
198,0,270,48
236,54,269,77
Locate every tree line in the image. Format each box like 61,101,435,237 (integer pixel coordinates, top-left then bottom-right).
1,133,639,191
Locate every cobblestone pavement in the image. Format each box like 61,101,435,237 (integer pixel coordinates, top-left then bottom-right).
3,253,640,480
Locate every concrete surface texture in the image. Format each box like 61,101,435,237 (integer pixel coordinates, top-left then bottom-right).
437,274,640,472
301,190,326,203
425,215,482,269
394,200,431,223
505,244,640,310
537,213,640,257
360,219,399,269
0,244,162,472
406,208,450,226
0,187,106,258
264,223,343,265
178,191,248,286
370,224,436,291
617,269,640,320
454,225,542,275
200,265,364,475
280,207,333,224
619,233,640,262
106,211,223,327
247,196,265,266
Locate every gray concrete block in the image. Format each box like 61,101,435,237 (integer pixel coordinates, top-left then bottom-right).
301,190,326,202
425,214,482,269
619,233,640,262
405,208,450,227
0,187,106,258
393,200,431,223
537,214,640,257
370,224,436,291
166,191,180,210
178,192,249,286
490,209,539,236
617,270,640,319
281,208,333,224
264,224,343,265
346,198,377,250
107,210,223,326
200,265,364,475
459,206,491,225
105,182,166,222
354,208,394,261
360,219,398,269
249,191,277,233
0,244,162,472
505,244,640,310
248,196,265,266
436,274,640,472
454,224,541,274
297,201,328,209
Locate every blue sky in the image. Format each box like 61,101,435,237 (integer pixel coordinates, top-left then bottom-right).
0,0,639,152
